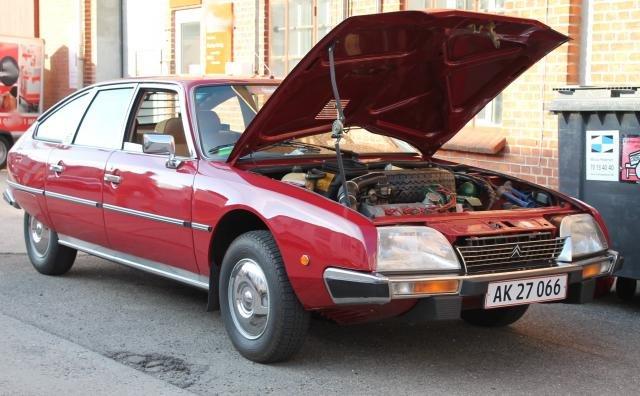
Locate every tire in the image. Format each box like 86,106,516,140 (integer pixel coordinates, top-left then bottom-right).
0,135,11,169
219,230,309,363
615,277,637,301
461,305,529,327
24,212,77,275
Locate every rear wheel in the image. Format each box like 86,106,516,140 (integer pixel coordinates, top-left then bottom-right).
24,213,77,275
0,135,10,168
615,277,637,301
219,230,309,363
461,305,529,327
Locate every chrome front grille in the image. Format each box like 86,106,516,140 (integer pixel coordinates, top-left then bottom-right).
455,232,567,274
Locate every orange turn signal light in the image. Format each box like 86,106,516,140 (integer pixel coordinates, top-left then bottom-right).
412,279,460,294
582,263,602,279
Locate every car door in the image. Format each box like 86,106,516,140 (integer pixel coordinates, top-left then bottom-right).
45,85,136,247
102,84,200,274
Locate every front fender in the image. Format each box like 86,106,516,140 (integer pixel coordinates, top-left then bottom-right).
193,161,378,308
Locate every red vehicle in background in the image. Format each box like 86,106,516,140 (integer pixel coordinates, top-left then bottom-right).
0,36,43,168
3,11,622,363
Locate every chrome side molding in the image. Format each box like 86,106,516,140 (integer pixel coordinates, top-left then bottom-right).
7,180,44,195
102,203,187,227
6,180,212,233
58,234,209,290
45,191,100,208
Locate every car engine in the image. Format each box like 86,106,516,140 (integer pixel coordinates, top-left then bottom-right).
277,161,556,218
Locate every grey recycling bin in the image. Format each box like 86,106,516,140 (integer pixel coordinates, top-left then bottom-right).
550,86,640,301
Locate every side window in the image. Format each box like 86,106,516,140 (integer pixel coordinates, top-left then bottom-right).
74,88,134,149
126,89,190,157
35,93,92,143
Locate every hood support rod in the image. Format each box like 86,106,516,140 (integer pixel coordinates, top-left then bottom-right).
328,43,351,209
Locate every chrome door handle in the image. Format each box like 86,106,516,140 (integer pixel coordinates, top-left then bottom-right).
49,164,64,173
104,174,121,184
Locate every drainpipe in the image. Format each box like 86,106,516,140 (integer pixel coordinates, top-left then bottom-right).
578,0,592,86
119,0,125,77
33,0,40,37
376,0,382,13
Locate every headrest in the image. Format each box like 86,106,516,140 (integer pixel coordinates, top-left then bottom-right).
197,110,221,134
155,117,183,135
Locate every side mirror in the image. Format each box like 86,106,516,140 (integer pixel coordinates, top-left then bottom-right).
143,133,182,169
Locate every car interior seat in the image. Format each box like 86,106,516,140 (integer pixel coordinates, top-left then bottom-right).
154,116,189,157
197,110,241,153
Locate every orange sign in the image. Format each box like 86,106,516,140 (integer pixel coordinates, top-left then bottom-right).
204,1,233,74
169,0,202,8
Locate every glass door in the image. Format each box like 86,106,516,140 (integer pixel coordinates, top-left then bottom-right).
175,8,202,75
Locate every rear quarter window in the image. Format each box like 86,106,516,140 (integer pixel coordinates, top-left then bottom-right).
35,93,92,143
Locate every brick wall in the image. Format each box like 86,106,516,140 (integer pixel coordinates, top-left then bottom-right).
590,0,640,84
434,0,582,189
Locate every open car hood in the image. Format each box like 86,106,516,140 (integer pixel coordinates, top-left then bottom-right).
227,10,568,163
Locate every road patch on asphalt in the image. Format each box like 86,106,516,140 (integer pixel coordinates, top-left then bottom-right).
108,351,207,389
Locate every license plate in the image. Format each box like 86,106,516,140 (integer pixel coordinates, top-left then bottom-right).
485,274,568,309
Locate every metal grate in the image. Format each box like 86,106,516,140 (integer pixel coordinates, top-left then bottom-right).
315,99,350,120
455,232,567,274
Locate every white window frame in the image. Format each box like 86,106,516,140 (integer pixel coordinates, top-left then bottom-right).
480,0,505,13
174,8,202,75
269,0,343,76
475,94,503,126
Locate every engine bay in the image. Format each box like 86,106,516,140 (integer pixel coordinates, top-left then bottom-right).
262,160,562,219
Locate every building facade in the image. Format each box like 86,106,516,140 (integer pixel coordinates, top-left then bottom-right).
3,0,640,188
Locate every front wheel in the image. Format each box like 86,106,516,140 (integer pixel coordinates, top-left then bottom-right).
24,213,77,275
461,305,529,327
219,230,309,363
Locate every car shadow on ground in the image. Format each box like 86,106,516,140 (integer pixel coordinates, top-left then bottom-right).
52,257,640,382
61,257,209,303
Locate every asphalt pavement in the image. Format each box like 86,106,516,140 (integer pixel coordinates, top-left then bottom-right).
1,169,640,395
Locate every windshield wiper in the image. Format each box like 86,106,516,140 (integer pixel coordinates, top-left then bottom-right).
261,140,326,153
208,144,235,155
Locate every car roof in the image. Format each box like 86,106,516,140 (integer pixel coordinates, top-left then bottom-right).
90,75,281,90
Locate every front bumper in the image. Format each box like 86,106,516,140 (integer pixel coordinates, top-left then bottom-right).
323,250,622,305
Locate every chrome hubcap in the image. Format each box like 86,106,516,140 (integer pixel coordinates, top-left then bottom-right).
29,216,50,257
228,258,270,340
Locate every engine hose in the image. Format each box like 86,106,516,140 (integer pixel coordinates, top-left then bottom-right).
337,173,387,208
454,173,497,210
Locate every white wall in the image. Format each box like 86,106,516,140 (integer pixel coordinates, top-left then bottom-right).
0,0,35,37
123,0,169,76
95,0,123,81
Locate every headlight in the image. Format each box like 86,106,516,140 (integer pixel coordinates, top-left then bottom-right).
376,226,461,273
557,214,608,261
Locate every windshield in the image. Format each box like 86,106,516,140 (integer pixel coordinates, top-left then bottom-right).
195,84,418,159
